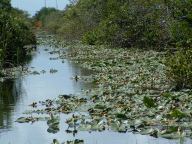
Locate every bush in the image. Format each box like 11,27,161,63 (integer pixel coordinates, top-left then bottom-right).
170,21,192,48
81,0,172,49
166,48,192,89
82,29,101,45
0,4,36,67
34,0,192,50
32,0,192,91
34,7,58,27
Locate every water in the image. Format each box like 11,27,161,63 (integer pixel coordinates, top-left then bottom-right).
0,43,190,144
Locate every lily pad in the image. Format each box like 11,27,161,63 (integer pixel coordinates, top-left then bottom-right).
143,96,156,108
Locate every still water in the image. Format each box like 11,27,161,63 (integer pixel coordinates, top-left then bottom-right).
0,43,191,144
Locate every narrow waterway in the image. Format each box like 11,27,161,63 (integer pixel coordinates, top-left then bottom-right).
0,42,190,144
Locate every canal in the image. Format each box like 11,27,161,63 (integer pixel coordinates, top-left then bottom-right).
0,38,190,144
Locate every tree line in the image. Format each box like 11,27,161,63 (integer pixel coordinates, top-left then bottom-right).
34,0,192,49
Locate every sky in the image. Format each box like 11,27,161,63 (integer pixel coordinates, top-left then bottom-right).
11,0,70,16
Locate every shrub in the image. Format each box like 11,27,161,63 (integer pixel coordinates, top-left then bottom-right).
82,0,172,49
82,29,101,45
34,0,192,50
34,7,58,26
166,48,192,89
170,21,192,48
0,4,36,67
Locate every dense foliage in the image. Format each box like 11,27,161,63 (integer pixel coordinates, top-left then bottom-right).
34,0,192,49
34,7,59,28
166,48,192,89
34,0,192,88
0,0,36,67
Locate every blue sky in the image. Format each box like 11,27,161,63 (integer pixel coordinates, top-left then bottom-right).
11,0,70,16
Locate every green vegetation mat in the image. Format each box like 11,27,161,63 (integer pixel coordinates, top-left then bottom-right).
17,38,192,140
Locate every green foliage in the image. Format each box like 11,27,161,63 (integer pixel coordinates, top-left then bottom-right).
82,30,101,45
166,48,192,89
168,109,186,119
143,96,156,108
34,0,107,40
170,21,192,48
115,113,127,120
0,0,11,9
34,7,58,26
34,0,192,88
167,0,192,47
85,0,172,49
0,1,36,67
35,0,192,50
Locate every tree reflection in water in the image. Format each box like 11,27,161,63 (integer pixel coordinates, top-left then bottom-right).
0,79,22,130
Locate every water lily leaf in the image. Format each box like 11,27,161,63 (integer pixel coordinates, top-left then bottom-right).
160,132,183,139
16,117,30,123
118,124,128,133
52,139,60,144
47,125,60,134
64,139,84,144
143,96,156,108
115,113,127,120
141,128,158,138
15,116,41,123
91,123,103,131
133,119,146,129
78,124,92,131
94,104,106,110
47,115,60,133
168,109,186,119
110,122,120,132
161,92,172,98
59,94,71,99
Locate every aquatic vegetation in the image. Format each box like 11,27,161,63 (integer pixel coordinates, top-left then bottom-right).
50,69,58,74
29,102,37,108
62,43,192,139
31,70,40,75
50,57,59,60
47,114,60,133
52,139,60,144
16,39,192,140
71,75,81,81
51,139,84,144
16,116,49,123
0,65,31,80
64,139,84,144
19,95,87,115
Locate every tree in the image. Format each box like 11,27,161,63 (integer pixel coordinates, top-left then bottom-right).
0,0,11,9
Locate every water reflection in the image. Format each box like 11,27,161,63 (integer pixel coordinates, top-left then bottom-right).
0,44,93,143
0,79,21,130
